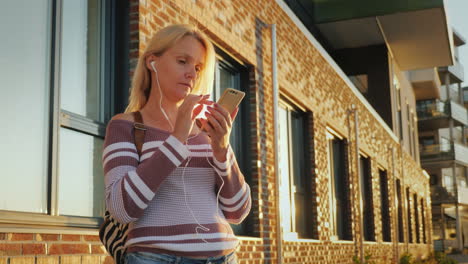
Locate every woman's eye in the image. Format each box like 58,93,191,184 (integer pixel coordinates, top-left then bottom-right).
178,60,186,64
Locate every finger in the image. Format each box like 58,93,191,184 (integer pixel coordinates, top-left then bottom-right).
199,99,215,106
207,107,228,131
192,104,204,120
212,105,232,128
201,118,215,134
206,112,224,133
214,103,231,122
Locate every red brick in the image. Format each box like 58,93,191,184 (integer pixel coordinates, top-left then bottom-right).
61,235,81,242
9,233,34,241
91,245,106,254
23,243,46,255
48,244,89,255
0,243,22,256
36,234,59,242
83,235,100,242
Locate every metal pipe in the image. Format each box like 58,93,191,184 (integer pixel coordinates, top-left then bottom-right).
271,24,283,264
353,108,364,264
391,146,399,262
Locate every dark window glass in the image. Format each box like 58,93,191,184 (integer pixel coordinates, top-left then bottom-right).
331,138,352,240
414,193,420,243
359,156,375,241
407,188,413,243
379,169,391,242
396,179,404,242
291,110,313,238
421,198,427,243
214,54,251,236
279,102,315,239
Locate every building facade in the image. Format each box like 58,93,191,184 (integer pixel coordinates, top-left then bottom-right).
0,0,455,263
417,30,468,253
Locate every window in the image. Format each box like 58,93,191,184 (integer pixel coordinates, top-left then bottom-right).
0,0,128,226
359,155,375,241
421,198,427,243
396,179,404,242
1,0,51,213
348,74,368,95
379,169,391,242
394,76,403,140
414,193,420,243
278,101,314,238
213,51,251,235
327,130,352,240
407,188,413,243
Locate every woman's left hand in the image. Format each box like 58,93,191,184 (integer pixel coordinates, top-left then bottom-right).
199,104,238,162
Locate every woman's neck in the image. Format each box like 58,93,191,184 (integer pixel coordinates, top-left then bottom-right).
140,95,179,131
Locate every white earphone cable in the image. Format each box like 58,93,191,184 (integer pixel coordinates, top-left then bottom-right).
152,62,228,243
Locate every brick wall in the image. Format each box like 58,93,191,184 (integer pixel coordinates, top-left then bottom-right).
0,233,111,264
0,0,434,263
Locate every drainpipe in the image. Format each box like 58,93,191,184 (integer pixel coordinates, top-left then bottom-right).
354,108,364,264
348,106,364,263
271,24,283,264
390,146,400,262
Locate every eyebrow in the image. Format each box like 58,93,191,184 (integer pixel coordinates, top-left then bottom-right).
174,52,204,66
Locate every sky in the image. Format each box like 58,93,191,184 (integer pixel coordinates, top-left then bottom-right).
445,0,468,87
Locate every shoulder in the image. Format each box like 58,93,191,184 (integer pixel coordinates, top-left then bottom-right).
111,113,135,122
104,113,135,143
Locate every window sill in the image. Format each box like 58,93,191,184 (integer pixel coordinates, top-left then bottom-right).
237,236,263,242
282,232,320,242
0,210,102,233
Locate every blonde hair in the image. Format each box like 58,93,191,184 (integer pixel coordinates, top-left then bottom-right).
125,24,216,113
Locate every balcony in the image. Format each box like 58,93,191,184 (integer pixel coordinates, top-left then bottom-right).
439,61,465,84
410,68,442,100
420,142,468,166
417,99,468,130
297,0,454,70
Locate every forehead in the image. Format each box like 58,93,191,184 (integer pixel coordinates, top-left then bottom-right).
168,35,206,64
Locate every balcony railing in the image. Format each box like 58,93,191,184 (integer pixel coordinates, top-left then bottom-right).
417,99,468,126
417,99,450,119
420,142,468,166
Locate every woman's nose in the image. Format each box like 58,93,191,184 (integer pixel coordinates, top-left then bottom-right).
185,66,197,80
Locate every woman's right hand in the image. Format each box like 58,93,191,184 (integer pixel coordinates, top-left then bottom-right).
172,94,210,142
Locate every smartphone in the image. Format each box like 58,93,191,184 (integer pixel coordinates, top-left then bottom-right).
217,88,245,114
196,88,245,131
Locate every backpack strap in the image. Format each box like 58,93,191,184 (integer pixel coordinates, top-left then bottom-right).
132,111,146,157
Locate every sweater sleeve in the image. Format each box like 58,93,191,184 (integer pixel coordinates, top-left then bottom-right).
102,120,190,224
212,146,251,224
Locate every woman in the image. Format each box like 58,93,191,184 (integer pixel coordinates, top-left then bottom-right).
102,24,251,264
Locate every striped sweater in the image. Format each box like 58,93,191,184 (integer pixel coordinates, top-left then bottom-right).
102,119,251,257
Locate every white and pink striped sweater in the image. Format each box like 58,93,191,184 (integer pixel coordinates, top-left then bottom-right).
102,119,251,257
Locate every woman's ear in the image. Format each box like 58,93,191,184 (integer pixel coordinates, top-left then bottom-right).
145,54,157,71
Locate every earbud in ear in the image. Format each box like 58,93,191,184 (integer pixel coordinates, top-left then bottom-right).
150,61,157,73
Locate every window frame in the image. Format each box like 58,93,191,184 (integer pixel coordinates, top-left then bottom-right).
359,154,375,241
278,99,314,239
326,128,352,241
0,0,129,229
213,48,253,236
378,168,392,242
